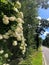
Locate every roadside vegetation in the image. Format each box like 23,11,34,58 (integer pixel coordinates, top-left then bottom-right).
18,47,42,65
0,0,44,65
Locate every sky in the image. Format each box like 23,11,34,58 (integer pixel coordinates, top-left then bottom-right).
40,28,49,39
38,7,49,19
38,7,49,39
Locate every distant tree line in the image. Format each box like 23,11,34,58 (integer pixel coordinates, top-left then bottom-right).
43,34,49,47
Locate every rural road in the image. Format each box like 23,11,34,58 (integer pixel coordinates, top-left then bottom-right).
42,46,49,65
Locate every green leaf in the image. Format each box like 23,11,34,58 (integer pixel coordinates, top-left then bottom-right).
1,0,7,3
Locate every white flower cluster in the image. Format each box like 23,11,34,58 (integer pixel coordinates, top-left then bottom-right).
16,18,24,23
12,41,17,46
20,42,27,54
3,15,9,25
3,63,9,65
4,53,9,58
2,13,26,55
0,2,27,65
0,30,13,40
0,50,10,65
0,34,3,40
13,7,19,13
17,12,24,18
12,20,27,54
15,1,21,9
2,15,24,25
0,49,4,54
2,1,23,25
2,15,16,25
9,16,16,21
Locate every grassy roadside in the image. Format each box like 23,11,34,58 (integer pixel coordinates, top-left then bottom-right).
0,47,42,65
0,50,42,65
18,47,42,65
32,50,42,65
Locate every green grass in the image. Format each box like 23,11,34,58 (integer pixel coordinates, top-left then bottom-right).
0,50,42,65
32,50,42,65
19,47,42,65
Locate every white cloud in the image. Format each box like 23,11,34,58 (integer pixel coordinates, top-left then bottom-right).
36,16,41,20
43,31,49,36
47,18,49,21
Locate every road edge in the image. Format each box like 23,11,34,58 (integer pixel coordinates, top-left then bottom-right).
41,46,47,65
43,54,47,65
42,46,47,65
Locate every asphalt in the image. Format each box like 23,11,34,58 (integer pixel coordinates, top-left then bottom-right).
42,46,49,65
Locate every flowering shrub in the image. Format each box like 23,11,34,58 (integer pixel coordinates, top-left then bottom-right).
0,0,27,65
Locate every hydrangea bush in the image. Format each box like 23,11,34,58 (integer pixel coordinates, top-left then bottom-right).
0,0,27,65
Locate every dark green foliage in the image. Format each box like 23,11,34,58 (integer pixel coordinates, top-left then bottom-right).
19,0,38,47
43,34,49,47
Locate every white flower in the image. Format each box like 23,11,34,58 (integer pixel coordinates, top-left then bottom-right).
17,35,22,41
17,23,23,30
13,32,18,37
6,64,10,65
13,31,21,38
22,47,26,54
18,23,22,26
22,49,26,54
15,1,21,9
0,49,4,54
8,30,13,35
9,16,16,21
25,43,27,46
20,44,25,50
4,53,9,58
0,34,3,40
19,33,23,37
3,35,9,39
7,59,10,62
5,32,9,36
3,63,6,65
17,12,23,18
3,63,10,65
16,18,24,23
22,37,26,42
2,15,9,25
21,43,24,47
13,7,19,13
15,27,22,34
12,41,17,46
20,46,23,50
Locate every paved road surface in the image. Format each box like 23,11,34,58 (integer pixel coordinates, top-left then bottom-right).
42,46,49,65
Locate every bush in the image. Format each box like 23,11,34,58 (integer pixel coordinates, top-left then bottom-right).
0,0,27,65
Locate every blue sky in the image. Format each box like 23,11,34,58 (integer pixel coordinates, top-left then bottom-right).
38,7,49,19
40,28,49,39
38,7,49,39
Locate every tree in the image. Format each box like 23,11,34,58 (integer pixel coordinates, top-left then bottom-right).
19,0,38,47
43,34,49,47
10,0,49,51
35,0,49,9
